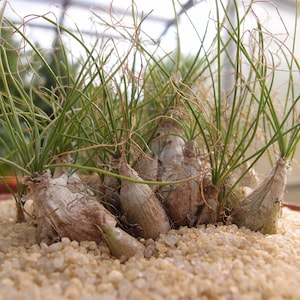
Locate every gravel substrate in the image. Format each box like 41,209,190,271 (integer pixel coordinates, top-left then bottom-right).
1,198,300,300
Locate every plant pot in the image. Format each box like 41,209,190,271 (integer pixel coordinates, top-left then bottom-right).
0,176,19,200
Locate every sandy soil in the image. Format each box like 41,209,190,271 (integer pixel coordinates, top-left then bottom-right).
0,198,300,300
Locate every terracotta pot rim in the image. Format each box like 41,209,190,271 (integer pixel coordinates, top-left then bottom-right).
283,202,300,211
0,176,20,194
0,193,14,201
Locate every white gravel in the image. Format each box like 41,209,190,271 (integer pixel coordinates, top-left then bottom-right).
1,199,300,300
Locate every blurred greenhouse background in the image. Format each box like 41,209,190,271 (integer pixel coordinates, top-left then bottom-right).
2,0,300,202
4,1,299,54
